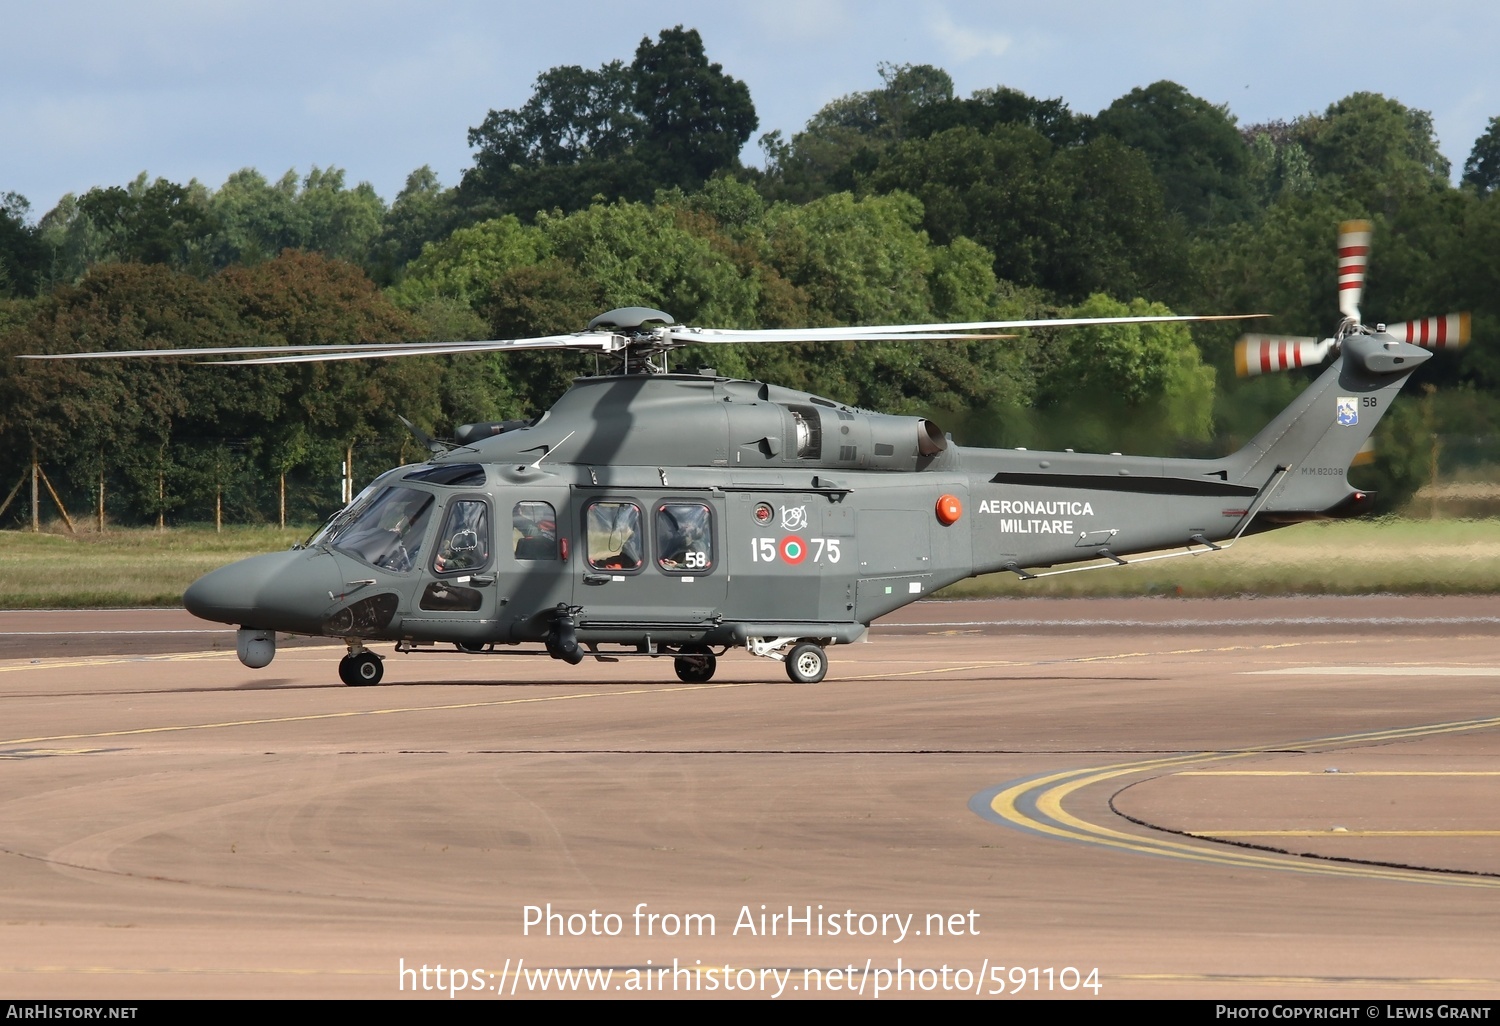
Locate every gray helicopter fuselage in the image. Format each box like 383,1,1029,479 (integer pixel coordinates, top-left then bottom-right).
185,341,1427,655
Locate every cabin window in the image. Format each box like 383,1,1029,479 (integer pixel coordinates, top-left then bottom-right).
585,501,643,571
433,499,490,574
513,501,558,560
655,502,713,574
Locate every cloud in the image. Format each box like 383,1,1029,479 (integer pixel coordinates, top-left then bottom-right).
929,7,1012,62
747,0,853,42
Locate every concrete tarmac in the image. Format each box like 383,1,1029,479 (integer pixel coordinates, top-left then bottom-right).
1,595,1498,1000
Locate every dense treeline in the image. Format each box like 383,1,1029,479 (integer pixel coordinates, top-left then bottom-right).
3,27,1500,527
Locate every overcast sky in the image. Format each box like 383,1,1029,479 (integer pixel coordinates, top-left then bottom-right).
4,1,1497,216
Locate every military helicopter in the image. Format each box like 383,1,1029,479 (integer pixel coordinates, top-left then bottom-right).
25,221,1467,686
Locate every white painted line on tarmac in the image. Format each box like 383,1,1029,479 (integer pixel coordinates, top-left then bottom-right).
1248,665,1500,676
885,616,1500,629
0,630,229,636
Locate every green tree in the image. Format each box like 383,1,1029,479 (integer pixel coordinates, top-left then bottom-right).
368,166,468,284
1093,81,1252,227
1033,294,1217,453
208,167,386,269
0,193,45,297
864,125,1056,289
866,127,1187,302
907,85,1089,147
537,198,758,326
389,215,549,309
1244,123,1316,206
760,191,937,326
75,174,218,268
35,193,114,287
759,63,954,202
747,191,1026,413
796,61,954,144
1044,137,1192,303
206,168,305,265
463,27,756,217
479,260,610,415
630,26,758,190
1422,187,1500,392
0,262,243,524
1293,93,1450,210
1463,115,1500,196
0,252,445,526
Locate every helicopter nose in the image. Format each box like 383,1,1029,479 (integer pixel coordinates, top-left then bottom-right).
184,550,340,633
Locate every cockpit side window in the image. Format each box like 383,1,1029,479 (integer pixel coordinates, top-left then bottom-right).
433,499,491,574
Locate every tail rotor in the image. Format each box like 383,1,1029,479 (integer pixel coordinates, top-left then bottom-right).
1336,219,1372,324
1234,334,1335,378
1235,220,1471,379
1382,313,1471,350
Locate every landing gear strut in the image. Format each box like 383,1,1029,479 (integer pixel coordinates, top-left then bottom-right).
746,636,830,684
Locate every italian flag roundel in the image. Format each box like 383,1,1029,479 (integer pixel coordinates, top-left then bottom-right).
779,536,807,564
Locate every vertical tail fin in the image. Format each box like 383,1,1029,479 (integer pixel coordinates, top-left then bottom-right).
1225,334,1430,514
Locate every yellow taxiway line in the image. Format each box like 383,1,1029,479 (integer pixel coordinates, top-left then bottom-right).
973,716,1500,887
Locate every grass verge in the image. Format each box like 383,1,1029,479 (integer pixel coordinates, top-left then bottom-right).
0,525,309,608
937,518,1500,598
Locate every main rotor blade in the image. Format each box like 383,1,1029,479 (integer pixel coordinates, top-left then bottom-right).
1337,219,1372,323
670,313,1265,343
215,335,622,365
1383,313,1470,350
21,343,386,360
18,332,600,362
19,312,1267,366
1235,334,1335,377
229,330,1019,363
665,329,1015,344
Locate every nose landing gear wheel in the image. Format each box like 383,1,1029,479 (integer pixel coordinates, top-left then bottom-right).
674,644,717,683
785,642,827,684
340,652,384,686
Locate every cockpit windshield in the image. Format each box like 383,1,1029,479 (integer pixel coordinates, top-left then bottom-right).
320,485,435,572
304,483,380,549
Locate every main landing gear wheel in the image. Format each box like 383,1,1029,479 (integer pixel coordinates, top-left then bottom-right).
785,642,827,684
339,652,384,686
674,644,717,683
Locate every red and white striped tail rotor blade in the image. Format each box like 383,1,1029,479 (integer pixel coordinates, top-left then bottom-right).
1337,219,1373,322
1383,312,1471,350
1235,334,1335,377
